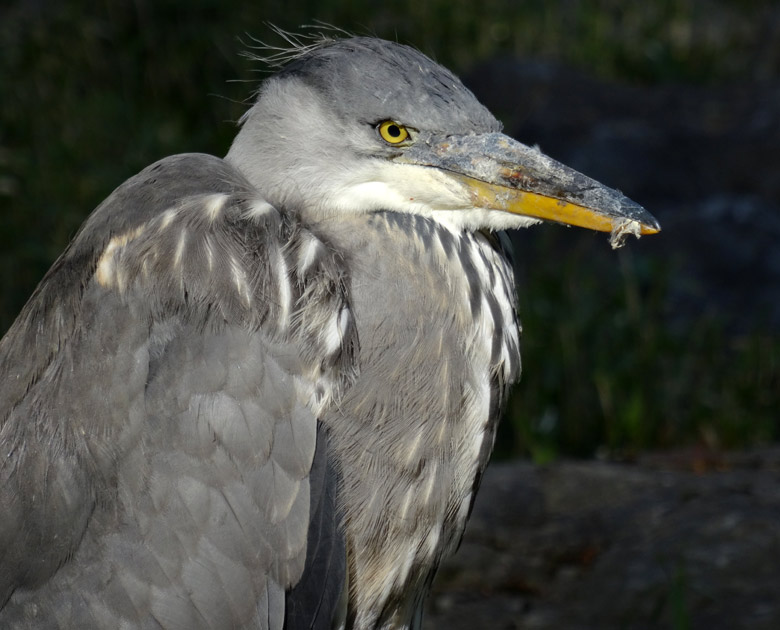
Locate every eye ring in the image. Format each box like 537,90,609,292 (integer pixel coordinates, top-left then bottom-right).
378,120,410,145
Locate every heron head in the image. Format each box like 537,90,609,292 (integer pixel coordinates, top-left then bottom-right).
226,36,659,241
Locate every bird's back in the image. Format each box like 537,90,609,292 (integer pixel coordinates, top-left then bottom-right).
0,154,356,628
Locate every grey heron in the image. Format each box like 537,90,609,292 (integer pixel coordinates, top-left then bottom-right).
0,35,659,629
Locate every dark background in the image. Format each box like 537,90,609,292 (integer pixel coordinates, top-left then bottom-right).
1,0,778,460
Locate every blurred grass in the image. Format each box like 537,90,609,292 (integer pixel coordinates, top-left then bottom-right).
1,0,778,458
500,228,780,461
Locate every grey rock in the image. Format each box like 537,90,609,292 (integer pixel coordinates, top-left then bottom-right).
427,450,780,629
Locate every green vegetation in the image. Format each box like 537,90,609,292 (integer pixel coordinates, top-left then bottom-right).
500,228,780,461
1,0,777,458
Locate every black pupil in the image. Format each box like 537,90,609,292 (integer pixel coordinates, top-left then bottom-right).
387,124,401,137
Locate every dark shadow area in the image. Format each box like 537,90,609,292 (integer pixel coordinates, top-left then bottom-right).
1,1,779,628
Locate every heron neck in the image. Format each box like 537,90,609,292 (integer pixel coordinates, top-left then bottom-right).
313,211,521,628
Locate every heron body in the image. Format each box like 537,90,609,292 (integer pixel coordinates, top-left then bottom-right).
0,36,658,629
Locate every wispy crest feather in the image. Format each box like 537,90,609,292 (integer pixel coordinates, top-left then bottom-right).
240,23,354,70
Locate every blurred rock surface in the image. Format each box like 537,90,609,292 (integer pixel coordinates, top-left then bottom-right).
427,448,780,629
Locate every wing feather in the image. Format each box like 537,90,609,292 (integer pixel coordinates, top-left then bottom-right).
0,154,356,627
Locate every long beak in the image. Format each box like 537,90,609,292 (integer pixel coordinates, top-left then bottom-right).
399,132,660,239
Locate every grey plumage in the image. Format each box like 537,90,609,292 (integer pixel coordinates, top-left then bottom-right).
1,154,355,628
0,35,658,629
315,211,520,628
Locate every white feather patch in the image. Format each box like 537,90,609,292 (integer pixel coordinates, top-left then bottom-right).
203,235,215,273
275,251,292,331
229,254,251,307
322,309,343,355
158,208,178,231
204,193,229,222
95,225,146,289
173,230,187,269
242,199,275,221
298,235,323,275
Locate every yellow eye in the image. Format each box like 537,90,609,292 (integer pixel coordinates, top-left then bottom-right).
378,121,410,144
